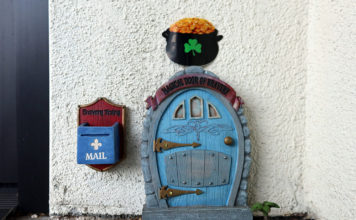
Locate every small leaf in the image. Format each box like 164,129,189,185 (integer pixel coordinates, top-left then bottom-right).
251,202,263,212
263,201,280,208
184,43,192,53
195,44,202,53
188,39,198,46
262,205,270,216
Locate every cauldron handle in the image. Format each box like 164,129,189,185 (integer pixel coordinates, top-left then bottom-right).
162,29,170,39
216,35,223,41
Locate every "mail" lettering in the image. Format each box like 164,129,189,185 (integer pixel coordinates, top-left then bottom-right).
85,152,108,160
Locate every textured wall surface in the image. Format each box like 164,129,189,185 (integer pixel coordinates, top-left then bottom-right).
305,1,356,219
49,0,308,215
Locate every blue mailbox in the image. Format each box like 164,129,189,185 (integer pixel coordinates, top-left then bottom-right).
77,122,119,164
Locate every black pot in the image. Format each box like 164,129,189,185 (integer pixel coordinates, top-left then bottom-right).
162,29,223,66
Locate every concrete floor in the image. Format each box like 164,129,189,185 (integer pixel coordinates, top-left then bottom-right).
7,215,313,220
7,215,141,220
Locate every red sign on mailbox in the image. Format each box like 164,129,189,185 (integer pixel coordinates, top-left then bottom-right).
78,98,125,171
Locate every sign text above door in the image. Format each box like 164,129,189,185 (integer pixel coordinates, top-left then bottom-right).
146,74,243,111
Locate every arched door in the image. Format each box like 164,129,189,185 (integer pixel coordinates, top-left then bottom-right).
155,89,240,207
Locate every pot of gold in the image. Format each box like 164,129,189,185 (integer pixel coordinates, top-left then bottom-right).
163,18,223,66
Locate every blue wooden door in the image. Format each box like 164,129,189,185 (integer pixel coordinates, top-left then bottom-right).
156,89,239,207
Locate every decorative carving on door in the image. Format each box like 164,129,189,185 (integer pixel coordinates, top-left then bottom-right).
164,119,233,141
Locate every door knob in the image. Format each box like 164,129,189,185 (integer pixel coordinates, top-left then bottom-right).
224,136,233,145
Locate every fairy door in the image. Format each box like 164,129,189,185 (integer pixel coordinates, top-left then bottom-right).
155,88,240,207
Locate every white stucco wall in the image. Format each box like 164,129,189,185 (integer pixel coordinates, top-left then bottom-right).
304,1,356,219
49,0,308,216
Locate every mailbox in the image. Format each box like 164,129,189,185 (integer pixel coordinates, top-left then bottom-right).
77,122,119,164
77,98,125,171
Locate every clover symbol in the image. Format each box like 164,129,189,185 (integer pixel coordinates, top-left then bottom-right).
184,39,202,56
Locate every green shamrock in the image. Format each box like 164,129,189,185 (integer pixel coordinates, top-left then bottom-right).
184,39,202,56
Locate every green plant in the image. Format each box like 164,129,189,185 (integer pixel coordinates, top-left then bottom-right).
251,201,280,220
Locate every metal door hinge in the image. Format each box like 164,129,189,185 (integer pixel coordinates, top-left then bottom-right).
159,186,203,199
154,138,200,152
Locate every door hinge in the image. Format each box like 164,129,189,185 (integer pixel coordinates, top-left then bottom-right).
159,186,203,199
154,138,200,152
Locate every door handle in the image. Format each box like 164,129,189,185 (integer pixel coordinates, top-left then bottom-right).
224,136,233,145
159,186,203,199
154,138,200,152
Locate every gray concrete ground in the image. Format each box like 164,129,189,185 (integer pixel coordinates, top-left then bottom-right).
7,214,141,220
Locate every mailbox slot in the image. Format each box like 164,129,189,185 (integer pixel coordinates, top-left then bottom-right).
77,122,120,165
